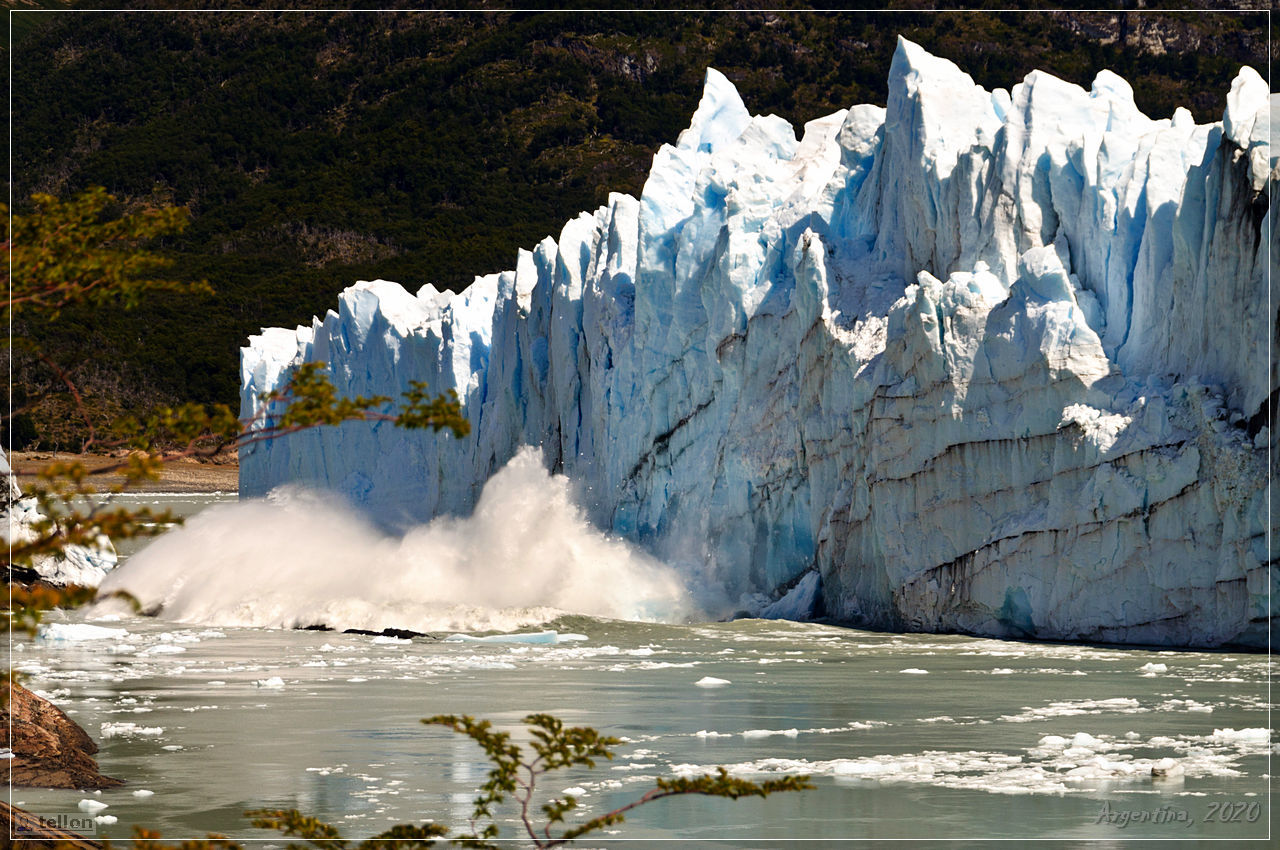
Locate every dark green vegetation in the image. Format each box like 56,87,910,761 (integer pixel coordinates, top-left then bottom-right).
6,7,1269,447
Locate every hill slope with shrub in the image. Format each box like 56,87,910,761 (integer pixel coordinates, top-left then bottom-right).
6,7,1270,448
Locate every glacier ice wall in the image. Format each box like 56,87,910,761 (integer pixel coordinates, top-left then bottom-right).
241,39,1273,647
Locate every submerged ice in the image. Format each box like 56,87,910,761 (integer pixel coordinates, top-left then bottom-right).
240,39,1272,647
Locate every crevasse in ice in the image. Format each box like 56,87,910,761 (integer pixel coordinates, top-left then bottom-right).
240,38,1273,647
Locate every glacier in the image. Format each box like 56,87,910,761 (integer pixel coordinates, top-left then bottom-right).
240,38,1273,647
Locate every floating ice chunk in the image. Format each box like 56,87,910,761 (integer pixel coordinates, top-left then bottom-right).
1063,756,1143,779
445,631,561,645
95,815,118,825
1158,698,1213,713
132,789,155,798
900,668,928,675
694,677,731,688
1151,758,1185,779
41,623,129,642
1209,728,1270,746
100,722,163,738
742,728,800,739
78,800,109,813
33,688,70,701
1002,697,1143,723
1138,662,1167,675
5,487,118,587
1070,732,1106,749
454,659,515,670
143,644,186,655
562,786,586,796
254,677,285,688
371,636,411,645
694,730,732,738
157,631,202,644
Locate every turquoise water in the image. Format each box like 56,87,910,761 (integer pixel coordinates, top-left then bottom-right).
12,495,1274,847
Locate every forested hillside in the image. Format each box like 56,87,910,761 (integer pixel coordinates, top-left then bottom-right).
6,6,1270,448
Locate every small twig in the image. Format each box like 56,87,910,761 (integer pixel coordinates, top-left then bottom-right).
33,350,97,449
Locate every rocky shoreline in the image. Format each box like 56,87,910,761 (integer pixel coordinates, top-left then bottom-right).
2,682,123,790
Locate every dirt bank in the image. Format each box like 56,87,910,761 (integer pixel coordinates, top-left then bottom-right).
11,452,239,494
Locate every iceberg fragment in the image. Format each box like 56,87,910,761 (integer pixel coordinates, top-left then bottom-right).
2,449,118,587
443,631,562,645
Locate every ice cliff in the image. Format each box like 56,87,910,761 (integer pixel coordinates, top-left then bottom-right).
241,39,1273,647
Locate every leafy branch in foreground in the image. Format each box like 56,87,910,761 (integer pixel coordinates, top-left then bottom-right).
4,186,209,318
251,713,811,849
3,186,210,449
3,185,467,590
246,810,446,849
3,361,468,644
1,184,488,837
101,828,242,849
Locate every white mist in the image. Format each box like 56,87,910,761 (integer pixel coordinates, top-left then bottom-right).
98,448,695,633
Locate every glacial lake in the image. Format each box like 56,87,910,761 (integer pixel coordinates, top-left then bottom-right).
13,494,1274,846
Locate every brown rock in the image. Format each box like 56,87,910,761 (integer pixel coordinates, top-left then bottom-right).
1,682,123,789
0,799,103,848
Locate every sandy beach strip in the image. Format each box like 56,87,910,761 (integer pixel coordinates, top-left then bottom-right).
10,452,239,494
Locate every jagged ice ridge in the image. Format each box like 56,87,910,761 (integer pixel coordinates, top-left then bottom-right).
241,39,1274,647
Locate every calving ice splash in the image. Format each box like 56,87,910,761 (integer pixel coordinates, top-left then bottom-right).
99,448,694,632
236,38,1272,646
